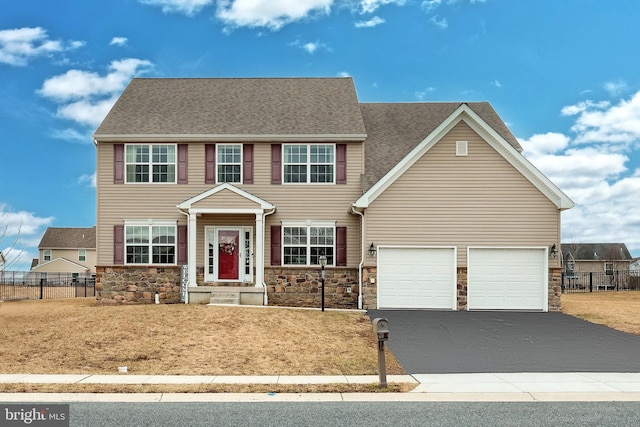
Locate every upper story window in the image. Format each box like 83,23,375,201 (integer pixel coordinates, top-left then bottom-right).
78,250,86,262
605,262,614,276
43,250,51,262
125,221,176,265
282,221,335,266
283,144,334,184
217,144,242,183
126,144,176,183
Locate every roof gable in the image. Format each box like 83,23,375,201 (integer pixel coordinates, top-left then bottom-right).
38,227,96,249
354,103,575,210
30,257,89,272
93,78,367,141
177,183,275,212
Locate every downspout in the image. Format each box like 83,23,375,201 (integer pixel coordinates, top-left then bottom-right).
177,207,190,304
350,205,365,310
262,207,277,306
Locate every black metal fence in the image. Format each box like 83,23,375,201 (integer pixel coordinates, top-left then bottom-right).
562,270,640,293
0,271,96,301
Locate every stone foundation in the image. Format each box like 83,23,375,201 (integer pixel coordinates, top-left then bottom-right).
95,265,182,305
265,267,359,309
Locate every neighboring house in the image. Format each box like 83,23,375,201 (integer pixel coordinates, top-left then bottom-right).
92,77,574,311
30,227,97,274
561,243,632,275
631,257,640,277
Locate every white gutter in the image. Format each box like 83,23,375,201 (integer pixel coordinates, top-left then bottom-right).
261,207,277,305
350,205,365,310
176,207,190,304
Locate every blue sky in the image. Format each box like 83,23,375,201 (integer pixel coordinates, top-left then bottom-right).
2,0,640,270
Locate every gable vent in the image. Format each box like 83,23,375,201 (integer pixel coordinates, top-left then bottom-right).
456,140,468,156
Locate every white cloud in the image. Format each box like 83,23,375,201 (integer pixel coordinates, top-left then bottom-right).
492,80,502,88
430,15,448,29
51,128,90,143
519,90,640,254
415,86,435,101
290,39,331,54
0,27,84,66
604,79,628,97
358,0,406,14
216,0,332,31
78,173,97,188
38,58,153,128
110,37,128,46
355,16,385,27
337,71,351,77
139,0,214,16
566,92,640,145
0,204,54,270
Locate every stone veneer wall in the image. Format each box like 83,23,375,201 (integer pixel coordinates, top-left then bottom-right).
95,265,182,305
360,266,562,312
265,267,359,309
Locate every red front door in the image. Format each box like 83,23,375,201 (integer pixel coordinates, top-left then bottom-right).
218,229,240,280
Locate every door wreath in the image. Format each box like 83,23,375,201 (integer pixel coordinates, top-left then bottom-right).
219,239,236,255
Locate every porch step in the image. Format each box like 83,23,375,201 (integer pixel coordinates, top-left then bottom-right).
208,290,240,306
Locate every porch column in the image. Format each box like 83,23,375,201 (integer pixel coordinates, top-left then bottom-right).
188,212,198,289
255,213,265,287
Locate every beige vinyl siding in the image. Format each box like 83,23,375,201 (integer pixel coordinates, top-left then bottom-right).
365,122,560,267
96,142,364,268
191,189,261,210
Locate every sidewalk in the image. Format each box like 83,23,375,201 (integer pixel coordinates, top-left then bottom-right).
2,373,640,402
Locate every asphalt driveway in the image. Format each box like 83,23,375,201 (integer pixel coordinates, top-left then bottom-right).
367,310,640,374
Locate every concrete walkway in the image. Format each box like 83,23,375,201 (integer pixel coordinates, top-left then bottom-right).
3,373,640,402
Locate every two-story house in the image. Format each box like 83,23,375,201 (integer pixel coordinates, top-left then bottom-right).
30,227,97,275
93,77,574,311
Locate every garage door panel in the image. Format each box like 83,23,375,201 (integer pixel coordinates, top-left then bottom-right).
468,248,546,311
378,247,456,310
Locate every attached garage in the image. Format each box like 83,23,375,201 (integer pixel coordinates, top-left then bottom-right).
377,247,456,309
468,247,548,311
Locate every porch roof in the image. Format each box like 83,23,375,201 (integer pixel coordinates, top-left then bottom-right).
177,183,275,213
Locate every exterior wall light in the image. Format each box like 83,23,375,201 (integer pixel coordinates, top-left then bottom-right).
550,243,558,258
368,243,377,257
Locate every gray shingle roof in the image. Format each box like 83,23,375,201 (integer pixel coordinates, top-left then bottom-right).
38,227,96,249
93,78,367,138
359,102,522,192
561,243,632,261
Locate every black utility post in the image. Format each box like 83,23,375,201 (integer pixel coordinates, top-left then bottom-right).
319,254,327,312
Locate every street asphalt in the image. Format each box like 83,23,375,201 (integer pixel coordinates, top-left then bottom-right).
367,310,640,374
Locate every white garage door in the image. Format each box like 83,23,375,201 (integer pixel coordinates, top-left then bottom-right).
468,248,547,311
377,247,456,309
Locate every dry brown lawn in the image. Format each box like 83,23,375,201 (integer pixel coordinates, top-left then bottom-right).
562,291,640,335
0,298,403,376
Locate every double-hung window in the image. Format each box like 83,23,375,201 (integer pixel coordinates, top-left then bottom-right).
43,250,51,262
126,144,176,183
217,144,242,183
283,144,334,184
78,250,86,262
282,221,335,266
125,221,176,265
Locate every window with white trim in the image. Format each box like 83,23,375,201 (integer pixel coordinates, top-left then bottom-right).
125,221,176,264
282,221,335,266
43,250,51,262
217,144,242,183
78,250,86,262
283,144,334,184
126,144,176,183
605,262,614,276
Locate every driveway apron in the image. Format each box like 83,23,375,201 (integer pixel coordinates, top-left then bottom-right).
367,311,640,374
